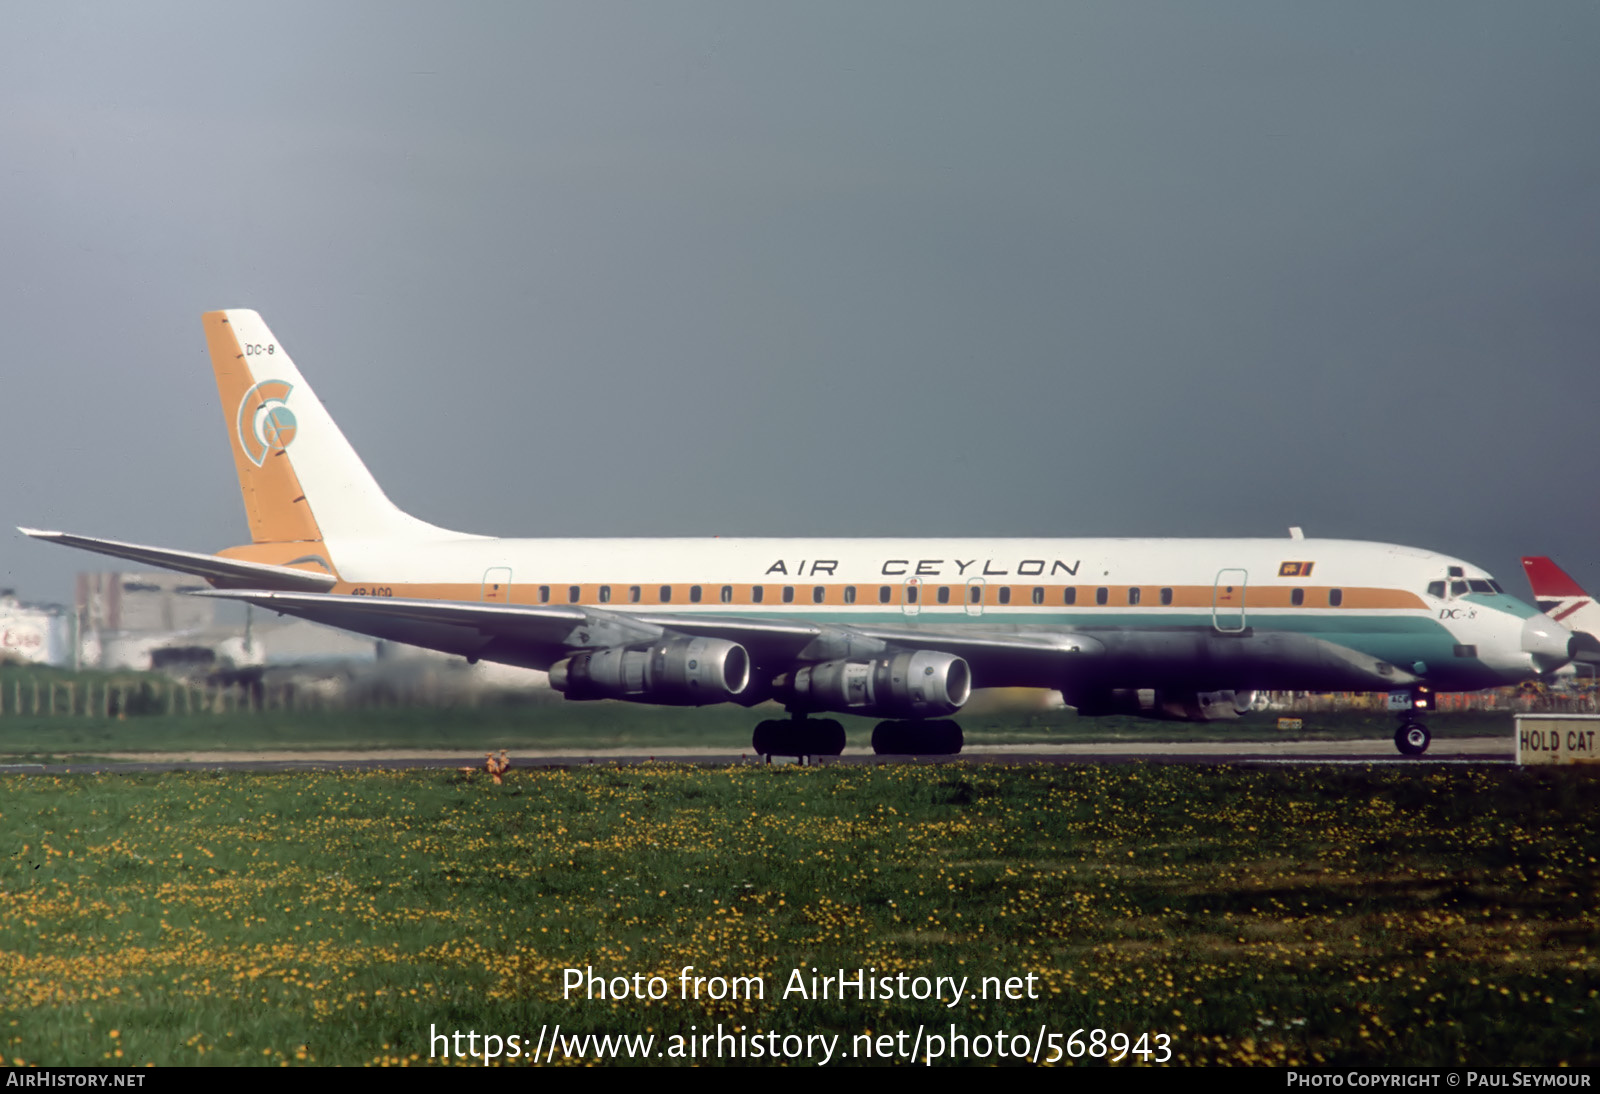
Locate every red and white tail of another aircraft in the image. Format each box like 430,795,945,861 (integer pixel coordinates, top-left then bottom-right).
1522,557,1600,649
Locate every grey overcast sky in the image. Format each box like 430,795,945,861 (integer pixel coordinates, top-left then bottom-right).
3,3,1598,603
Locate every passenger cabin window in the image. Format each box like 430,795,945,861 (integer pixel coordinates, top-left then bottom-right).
660,585,672,603
538,585,550,603
1128,588,1141,605
1031,587,1044,605
690,585,702,603
752,586,764,603
812,586,825,604
629,585,640,603
720,585,732,603
1291,588,1304,607
906,586,919,604
1160,587,1173,605
782,586,794,603
1427,581,1445,599
1329,588,1343,607
1096,587,1108,605
999,587,1012,605
1064,588,1077,605
970,585,983,604
844,586,856,604
937,586,950,604
879,586,891,604
599,585,611,603
568,586,580,603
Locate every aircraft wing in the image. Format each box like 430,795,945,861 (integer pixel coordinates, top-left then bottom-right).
188,587,1405,691
192,588,1100,685
191,588,663,659
192,590,844,671
18,528,338,593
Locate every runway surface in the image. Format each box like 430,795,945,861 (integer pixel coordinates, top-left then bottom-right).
0,736,1514,774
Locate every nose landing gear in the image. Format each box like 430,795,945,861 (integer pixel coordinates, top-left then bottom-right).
1394,717,1431,756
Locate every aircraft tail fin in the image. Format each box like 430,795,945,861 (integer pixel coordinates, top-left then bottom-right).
204,310,469,544
1521,556,1600,638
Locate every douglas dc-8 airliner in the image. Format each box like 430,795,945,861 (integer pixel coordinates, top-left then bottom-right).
21,311,1585,756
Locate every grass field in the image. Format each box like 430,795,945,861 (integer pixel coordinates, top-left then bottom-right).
0,699,1517,761
1,762,1594,1066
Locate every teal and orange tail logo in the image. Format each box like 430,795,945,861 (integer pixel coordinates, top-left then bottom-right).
236,380,298,466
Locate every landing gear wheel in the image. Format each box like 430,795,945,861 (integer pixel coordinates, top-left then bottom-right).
1395,720,1430,756
752,720,786,756
806,719,846,756
752,718,846,759
872,721,910,755
871,720,964,756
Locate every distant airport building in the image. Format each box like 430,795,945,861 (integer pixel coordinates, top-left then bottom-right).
75,570,384,672
60,571,546,705
77,571,218,670
77,570,214,636
0,589,69,666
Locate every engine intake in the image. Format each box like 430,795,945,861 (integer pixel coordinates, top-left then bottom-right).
549,636,750,705
786,649,971,718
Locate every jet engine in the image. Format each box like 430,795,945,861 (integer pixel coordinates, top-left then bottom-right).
783,649,971,718
549,636,750,705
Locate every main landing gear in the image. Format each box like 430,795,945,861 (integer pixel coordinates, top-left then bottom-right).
1394,716,1431,757
752,716,846,760
871,720,963,756
748,716,968,759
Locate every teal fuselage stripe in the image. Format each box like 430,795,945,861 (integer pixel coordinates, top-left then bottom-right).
666,608,1497,688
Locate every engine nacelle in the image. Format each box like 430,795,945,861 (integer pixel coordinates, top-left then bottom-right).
549,636,751,706
786,649,971,718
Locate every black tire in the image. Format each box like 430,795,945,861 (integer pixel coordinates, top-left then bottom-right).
924,720,964,755
752,720,786,755
808,719,847,756
1394,720,1430,756
872,721,909,755
872,720,963,756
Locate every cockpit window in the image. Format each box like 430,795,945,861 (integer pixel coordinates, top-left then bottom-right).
1450,581,1469,596
1468,579,1494,594
1427,581,1445,599
1489,580,1504,594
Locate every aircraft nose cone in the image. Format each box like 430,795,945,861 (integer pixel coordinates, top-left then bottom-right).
1522,612,1574,673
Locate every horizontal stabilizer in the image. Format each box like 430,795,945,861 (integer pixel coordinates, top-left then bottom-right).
17,528,338,592
192,587,591,630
